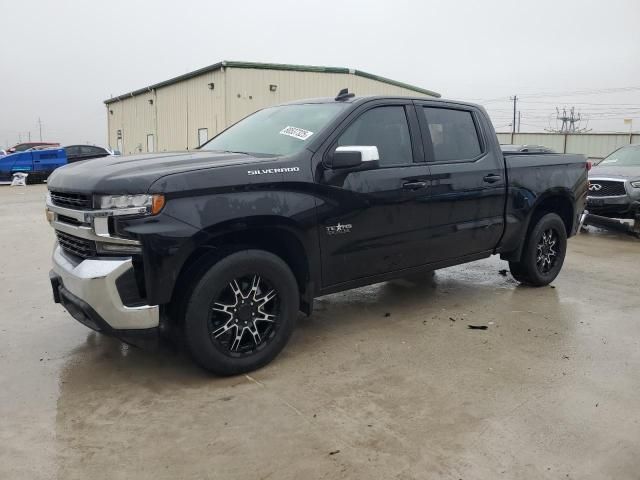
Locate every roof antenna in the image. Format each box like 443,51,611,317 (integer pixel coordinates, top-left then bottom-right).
335,88,355,101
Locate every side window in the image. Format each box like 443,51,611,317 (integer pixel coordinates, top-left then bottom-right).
422,107,482,162
337,106,413,166
65,146,80,156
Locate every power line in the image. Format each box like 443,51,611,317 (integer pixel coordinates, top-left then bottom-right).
469,85,640,104
519,100,640,106
518,85,640,99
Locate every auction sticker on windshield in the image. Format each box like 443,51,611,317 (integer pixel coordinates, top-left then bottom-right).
279,126,314,141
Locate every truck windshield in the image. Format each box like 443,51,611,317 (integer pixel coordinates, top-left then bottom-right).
600,145,640,166
201,103,347,156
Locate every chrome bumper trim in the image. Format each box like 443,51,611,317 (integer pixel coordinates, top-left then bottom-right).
51,219,140,245
46,196,141,246
52,245,158,330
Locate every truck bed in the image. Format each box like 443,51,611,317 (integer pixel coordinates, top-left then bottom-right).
498,152,589,255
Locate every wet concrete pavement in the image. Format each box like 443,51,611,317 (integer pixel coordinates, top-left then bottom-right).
1,184,639,479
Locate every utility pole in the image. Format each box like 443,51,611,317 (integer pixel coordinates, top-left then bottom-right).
37,118,43,141
510,95,518,134
517,111,521,133
28,131,31,141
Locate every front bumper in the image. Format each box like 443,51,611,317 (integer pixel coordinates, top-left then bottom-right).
587,177,640,219
586,197,640,219
50,245,159,335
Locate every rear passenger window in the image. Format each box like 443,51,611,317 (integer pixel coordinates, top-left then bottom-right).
422,107,482,162
337,106,413,166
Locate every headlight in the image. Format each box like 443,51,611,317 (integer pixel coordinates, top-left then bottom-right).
96,194,165,215
631,181,640,188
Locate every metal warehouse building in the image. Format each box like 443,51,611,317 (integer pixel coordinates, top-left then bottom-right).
105,60,440,154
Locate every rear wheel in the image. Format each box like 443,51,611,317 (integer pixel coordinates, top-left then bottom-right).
25,173,39,185
508,213,567,286
183,250,299,375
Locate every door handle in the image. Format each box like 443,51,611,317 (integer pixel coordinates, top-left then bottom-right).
483,174,502,184
402,181,428,190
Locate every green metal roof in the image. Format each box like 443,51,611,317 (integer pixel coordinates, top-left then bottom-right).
104,60,440,104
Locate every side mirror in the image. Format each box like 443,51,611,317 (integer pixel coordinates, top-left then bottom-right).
328,146,380,170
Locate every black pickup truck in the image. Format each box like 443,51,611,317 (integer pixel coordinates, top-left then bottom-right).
46,91,588,375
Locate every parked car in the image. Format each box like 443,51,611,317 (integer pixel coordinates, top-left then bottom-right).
0,148,66,183
45,92,588,375
587,144,640,219
64,145,114,163
7,142,60,154
501,144,556,153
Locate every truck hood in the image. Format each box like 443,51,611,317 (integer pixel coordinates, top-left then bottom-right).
590,165,640,179
47,150,271,194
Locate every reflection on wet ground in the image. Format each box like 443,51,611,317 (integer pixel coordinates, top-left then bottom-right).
1,185,639,479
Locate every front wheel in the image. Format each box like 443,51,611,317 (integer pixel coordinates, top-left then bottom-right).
509,212,567,286
183,250,299,375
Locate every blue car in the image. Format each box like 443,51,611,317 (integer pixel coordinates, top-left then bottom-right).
0,148,67,183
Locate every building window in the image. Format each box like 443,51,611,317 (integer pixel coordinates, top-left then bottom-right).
147,134,155,153
116,136,123,155
198,128,209,147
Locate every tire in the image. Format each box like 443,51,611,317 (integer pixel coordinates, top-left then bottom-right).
508,212,567,286
25,174,38,185
25,172,47,185
183,250,299,375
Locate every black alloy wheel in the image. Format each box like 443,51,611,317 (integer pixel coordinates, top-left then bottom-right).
184,250,299,375
508,212,567,286
209,275,280,356
535,228,560,274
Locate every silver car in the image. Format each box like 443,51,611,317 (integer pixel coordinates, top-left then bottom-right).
588,145,640,218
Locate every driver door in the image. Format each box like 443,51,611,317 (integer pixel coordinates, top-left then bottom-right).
315,101,431,287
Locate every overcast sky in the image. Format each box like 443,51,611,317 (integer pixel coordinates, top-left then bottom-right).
1,0,639,147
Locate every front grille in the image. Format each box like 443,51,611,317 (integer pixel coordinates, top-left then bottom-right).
588,180,626,197
50,191,92,209
57,214,83,226
56,230,97,259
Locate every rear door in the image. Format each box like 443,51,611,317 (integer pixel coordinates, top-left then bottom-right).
32,149,65,173
315,100,431,286
414,101,505,263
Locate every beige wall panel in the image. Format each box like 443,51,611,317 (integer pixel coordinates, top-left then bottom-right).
184,69,225,149
224,68,433,126
106,93,155,155
496,132,511,144
155,84,188,152
106,102,122,151
107,67,434,151
495,132,638,159
565,133,633,159
513,133,567,152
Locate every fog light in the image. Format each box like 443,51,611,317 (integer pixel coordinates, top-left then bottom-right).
96,243,142,255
